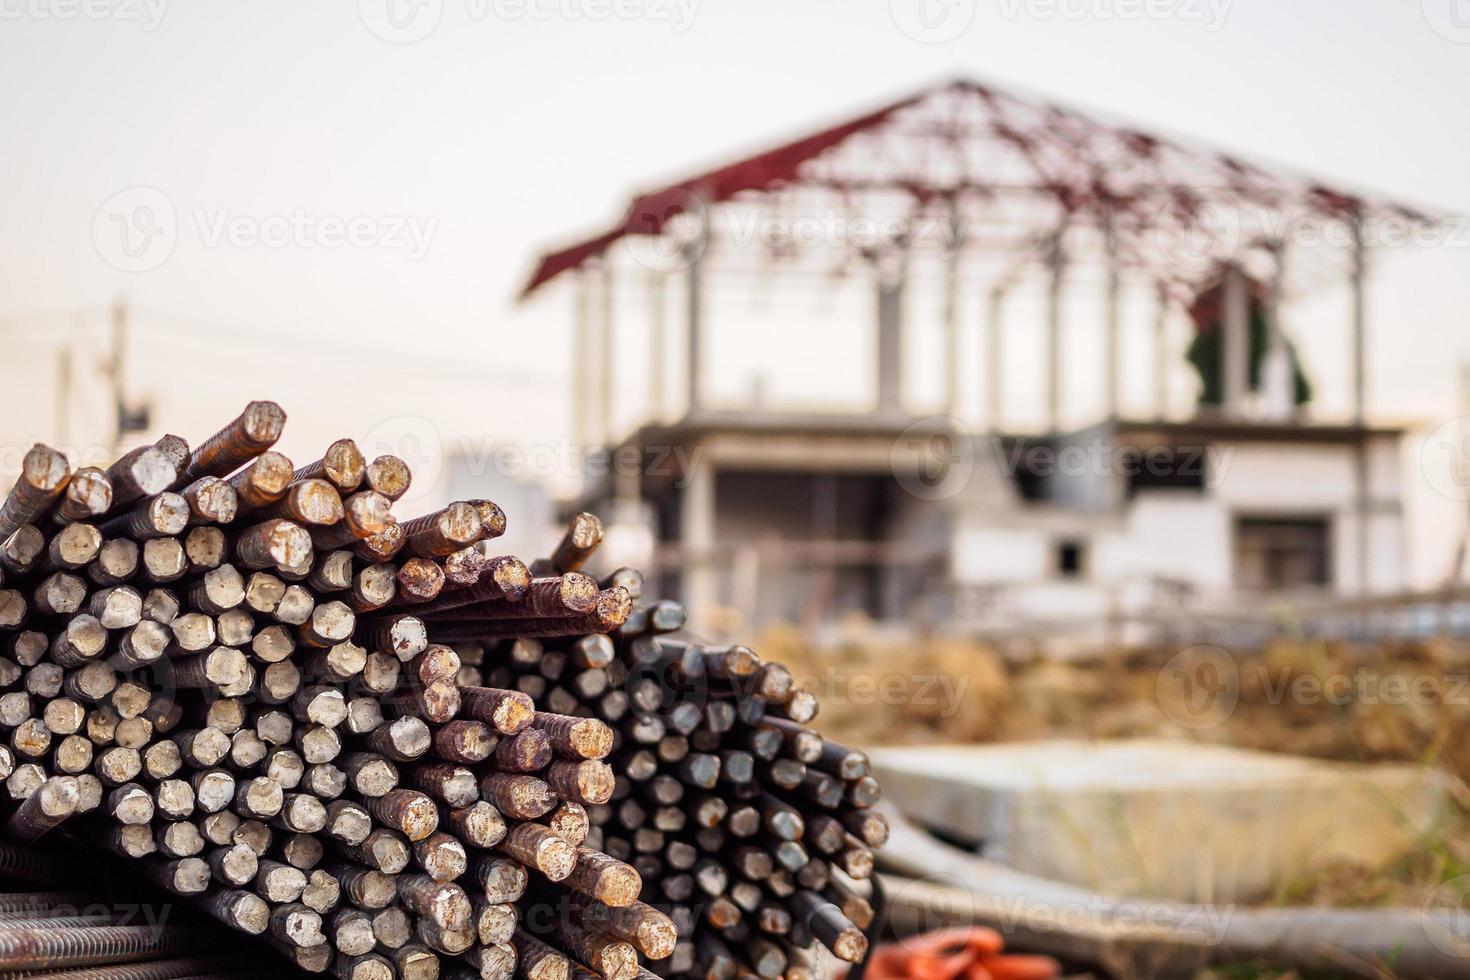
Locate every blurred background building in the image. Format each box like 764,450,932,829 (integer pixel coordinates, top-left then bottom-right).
525,78,1425,645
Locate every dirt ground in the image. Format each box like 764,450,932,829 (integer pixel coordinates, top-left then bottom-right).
758,618,1470,909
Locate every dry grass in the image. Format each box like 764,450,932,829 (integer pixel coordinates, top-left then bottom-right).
761,620,1470,777
760,618,1470,910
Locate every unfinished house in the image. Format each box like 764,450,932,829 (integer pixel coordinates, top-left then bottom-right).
519,78,1428,641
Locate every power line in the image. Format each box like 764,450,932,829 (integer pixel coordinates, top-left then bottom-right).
131,306,562,384
0,309,95,334
0,304,563,385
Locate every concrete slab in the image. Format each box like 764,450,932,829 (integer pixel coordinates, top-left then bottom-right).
870,739,1447,903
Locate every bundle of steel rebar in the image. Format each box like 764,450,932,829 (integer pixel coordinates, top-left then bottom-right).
471,598,887,980
0,401,883,980
0,839,258,977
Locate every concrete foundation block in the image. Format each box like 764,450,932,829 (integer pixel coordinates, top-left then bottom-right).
870,739,1447,903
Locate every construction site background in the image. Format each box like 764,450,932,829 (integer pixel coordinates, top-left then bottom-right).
760,617,1470,911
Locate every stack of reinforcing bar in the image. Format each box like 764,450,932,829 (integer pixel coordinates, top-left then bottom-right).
0,402,886,979
0,838,258,976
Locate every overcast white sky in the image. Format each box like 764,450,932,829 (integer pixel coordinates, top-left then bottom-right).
0,0,1467,578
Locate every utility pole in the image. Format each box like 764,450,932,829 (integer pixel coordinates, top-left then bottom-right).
54,344,72,450
105,297,150,454
109,296,128,455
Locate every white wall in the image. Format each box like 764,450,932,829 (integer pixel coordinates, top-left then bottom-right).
951,526,1055,584
1092,494,1233,590
954,434,1407,596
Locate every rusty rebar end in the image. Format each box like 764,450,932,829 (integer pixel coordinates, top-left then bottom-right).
21,443,71,492
491,557,532,601
366,455,412,500
241,400,287,446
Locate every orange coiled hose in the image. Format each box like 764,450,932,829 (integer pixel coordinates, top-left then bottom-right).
847,927,1060,980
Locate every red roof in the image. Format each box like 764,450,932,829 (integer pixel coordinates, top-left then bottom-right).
521,77,1430,298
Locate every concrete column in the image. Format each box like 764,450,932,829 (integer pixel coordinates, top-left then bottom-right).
1222,263,1249,417
1262,242,1293,420
876,249,906,415
1154,283,1169,420
942,208,963,416
986,286,1004,433
1045,233,1065,433
1350,217,1370,593
1103,220,1121,420
572,271,593,449
599,260,615,446
1353,445,1371,595
680,451,717,633
684,237,705,418
1351,219,1367,425
648,272,666,423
